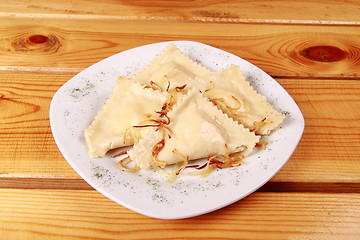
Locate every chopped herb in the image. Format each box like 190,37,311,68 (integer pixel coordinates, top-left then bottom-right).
94,172,103,179
282,111,291,116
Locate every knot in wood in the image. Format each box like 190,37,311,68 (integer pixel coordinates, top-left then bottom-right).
11,34,61,53
302,46,347,62
29,35,49,44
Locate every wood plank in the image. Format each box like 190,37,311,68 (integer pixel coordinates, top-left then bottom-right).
0,19,359,78
272,78,360,182
0,73,77,177
0,0,359,24
1,73,360,185
0,189,359,239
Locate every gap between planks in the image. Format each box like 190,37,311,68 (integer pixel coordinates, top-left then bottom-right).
1,177,360,193
1,65,359,80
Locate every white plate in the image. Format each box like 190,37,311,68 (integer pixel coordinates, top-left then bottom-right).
50,41,304,219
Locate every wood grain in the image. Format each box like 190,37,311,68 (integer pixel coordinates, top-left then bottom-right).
0,0,359,25
1,189,359,239
1,73,360,187
0,73,76,177
0,19,359,78
272,78,360,182
1,1,359,238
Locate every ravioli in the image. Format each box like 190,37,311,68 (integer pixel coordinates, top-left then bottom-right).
85,43,286,181
132,46,284,135
132,43,212,91
198,65,285,135
128,90,260,169
84,77,166,158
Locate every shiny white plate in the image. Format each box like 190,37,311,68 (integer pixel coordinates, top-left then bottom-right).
50,41,304,219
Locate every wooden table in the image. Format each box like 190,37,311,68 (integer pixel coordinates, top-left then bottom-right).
1,1,360,239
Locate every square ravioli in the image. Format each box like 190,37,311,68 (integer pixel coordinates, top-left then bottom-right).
196,65,285,135
128,89,260,170
84,77,166,158
132,43,212,91
131,45,284,136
